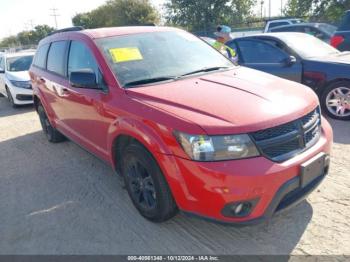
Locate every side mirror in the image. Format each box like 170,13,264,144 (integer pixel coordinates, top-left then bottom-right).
282,56,297,67
0,68,4,74
69,69,98,89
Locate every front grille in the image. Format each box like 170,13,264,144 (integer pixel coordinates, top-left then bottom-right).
251,107,321,162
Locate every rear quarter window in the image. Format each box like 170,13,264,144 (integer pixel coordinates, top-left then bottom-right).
33,43,50,69
47,41,68,76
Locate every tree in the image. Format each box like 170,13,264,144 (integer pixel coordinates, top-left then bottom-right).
164,0,256,32
0,24,54,48
283,0,350,22
72,0,160,29
312,0,350,22
283,0,313,17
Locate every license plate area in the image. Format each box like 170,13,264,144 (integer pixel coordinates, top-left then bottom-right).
300,153,326,188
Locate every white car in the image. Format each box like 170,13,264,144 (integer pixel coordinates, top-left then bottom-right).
264,18,304,33
0,52,35,107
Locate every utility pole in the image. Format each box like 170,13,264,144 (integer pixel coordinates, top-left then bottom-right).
50,8,60,29
26,19,35,30
269,0,271,18
281,0,283,16
261,1,264,19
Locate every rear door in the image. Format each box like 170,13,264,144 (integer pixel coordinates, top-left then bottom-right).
230,38,302,82
44,40,71,127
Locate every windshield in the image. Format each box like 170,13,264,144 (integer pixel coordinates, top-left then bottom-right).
318,24,337,35
283,34,340,58
6,55,33,72
96,31,233,87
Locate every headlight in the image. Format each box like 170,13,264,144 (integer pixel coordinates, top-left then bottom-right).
174,131,260,161
10,80,31,89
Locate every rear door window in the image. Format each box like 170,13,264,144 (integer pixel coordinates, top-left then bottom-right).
47,41,68,76
33,44,50,69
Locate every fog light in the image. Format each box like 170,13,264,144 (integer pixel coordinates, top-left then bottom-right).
222,199,259,218
234,203,243,214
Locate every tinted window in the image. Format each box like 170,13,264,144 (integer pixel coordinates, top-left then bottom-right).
338,12,350,31
271,26,297,32
33,44,49,68
68,41,100,81
319,24,336,35
269,22,289,29
47,41,68,76
237,40,287,63
293,26,307,33
6,55,34,72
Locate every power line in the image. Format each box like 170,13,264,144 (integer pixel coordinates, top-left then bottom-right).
50,7,60,29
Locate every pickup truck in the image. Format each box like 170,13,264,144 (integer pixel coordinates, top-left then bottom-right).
331,10,350,51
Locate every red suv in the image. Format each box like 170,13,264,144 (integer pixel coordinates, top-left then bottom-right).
29,26,333,225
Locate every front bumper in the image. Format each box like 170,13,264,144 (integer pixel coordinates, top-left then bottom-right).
156,118,333,225
8,84,33,105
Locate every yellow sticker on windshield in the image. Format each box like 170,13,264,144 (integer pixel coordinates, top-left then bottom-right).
109,47,143,63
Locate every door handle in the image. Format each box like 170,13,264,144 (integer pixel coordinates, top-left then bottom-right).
61,87,70,96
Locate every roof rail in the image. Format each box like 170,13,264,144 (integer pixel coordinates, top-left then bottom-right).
48,26,84,36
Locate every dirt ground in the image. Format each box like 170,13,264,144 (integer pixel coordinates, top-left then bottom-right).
0,96,349,255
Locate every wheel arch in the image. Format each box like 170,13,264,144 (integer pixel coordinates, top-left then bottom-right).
319,78,350,99
33,95,40,112
108,117,173,174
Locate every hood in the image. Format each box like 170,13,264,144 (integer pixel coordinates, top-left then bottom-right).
5,71,30,81
308,52,350,65
126,67,319,134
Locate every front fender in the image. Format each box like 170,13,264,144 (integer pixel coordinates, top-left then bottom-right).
107,116,173,168
106,116,193,209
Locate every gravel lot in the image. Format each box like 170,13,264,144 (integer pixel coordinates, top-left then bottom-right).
0,96,349,255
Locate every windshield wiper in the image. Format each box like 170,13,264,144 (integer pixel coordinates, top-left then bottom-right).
123,67,231,88
123,76,177,88
180,66,231,77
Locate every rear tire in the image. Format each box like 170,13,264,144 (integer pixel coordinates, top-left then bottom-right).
37,104,66,143
121,142,178,222
321,81,350,121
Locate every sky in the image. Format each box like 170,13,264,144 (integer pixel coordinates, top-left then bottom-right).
0,0,285,40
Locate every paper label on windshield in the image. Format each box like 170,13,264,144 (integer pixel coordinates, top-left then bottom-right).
109,47,143,63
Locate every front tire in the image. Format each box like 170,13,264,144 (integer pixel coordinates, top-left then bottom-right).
6,87,17,108
321,81,350,120
37,104,66,143
121,143,178,222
